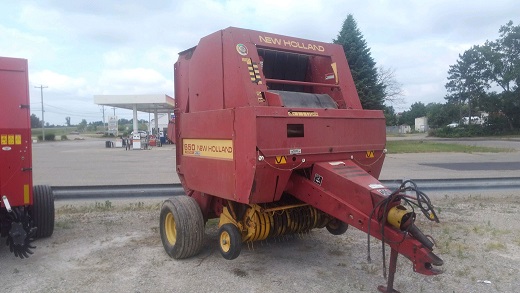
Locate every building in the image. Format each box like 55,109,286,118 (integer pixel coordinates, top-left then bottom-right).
415,117,429,132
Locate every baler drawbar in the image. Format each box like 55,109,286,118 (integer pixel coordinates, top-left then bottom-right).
159,27,443,292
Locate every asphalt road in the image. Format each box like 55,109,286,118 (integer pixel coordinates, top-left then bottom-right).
31,135,520,187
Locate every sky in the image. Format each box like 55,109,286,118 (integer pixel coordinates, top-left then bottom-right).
0,0,518,125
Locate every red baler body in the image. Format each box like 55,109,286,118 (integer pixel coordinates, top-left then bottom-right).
171,28,442,290
175,28,385,202
0,57,33,208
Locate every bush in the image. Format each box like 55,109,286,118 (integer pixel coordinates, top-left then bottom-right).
429,124,519,138
37,133,56,141
61,135,68,140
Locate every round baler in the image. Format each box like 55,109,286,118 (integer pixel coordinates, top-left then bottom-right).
159,27,442,292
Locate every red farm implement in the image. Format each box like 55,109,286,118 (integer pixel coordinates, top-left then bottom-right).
159,28,442,292
0,56,55,259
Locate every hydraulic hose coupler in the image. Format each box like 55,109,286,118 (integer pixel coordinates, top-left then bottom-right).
387,206,434,250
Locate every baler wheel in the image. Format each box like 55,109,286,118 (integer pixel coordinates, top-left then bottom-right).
325,219,348,235
218,224,242,260
32,185,55,238
160,196,204,259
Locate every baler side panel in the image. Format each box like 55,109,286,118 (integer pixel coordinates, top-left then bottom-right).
327,45,362,109
174,55,190,170
306,55,345,109
188,31,224,112
177,110,237,200
0,57,33,207
233,107,259,203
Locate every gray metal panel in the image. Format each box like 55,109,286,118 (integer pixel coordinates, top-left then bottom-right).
269,90,337,109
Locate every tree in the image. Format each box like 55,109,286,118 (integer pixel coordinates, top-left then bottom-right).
334,14,385,110
65,117,71,127
31,114,42,128
479,21,520,129
445,46,489,124
378,66,404,105
77,119,88,132
399,102,427,126
426,102,460,128
445,20,520,130
383,105,398,126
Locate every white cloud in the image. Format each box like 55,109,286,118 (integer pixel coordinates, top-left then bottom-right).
98,68,172,94
31,70,87,92
0,25,55,61
103,50,132,68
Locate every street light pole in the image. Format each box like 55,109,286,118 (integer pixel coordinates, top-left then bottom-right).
35,85,48,141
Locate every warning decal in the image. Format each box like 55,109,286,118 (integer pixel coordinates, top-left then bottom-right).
183,139,233,160
275,156,287,164
1,134,22,145
366,150,374,158
242,58,262,84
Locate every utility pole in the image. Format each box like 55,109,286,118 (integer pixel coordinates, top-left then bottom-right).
35,85,48,141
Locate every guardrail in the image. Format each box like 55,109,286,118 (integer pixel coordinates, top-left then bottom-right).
51,177,520,200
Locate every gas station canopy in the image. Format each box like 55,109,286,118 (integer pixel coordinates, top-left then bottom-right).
93,94,175,113
93,94,175,140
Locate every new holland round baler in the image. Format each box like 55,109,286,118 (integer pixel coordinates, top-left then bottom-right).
0,56,55,259
160,27,442,292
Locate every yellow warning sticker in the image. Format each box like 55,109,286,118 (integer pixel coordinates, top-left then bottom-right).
15,134,22,145
275,156,287,164
0,135,6,145
366,150,375,158
8,135,15,145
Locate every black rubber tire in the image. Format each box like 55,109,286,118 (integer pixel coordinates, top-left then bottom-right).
160,196,205,259
32,185,55,238
218,224,242,260
326,218,349,235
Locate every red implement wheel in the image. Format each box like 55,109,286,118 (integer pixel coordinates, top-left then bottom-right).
32,185,55,238
160,196,205,259
326,218,348,235
218,224,242,260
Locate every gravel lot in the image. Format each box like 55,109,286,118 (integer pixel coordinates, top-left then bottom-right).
1,191,519,293
1,136,519,292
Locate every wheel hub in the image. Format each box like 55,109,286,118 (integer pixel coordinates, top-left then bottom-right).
220,231,231,252
164,212,177,245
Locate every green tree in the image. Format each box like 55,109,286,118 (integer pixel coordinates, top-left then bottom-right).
334,14,385,110
77,119,88,132
119,118,130,125
445,21,520,130
479,21,520,129
383,105,397,126
399,102,427,126
445,46,489,124
426,102,460,128
30,114,42,128
65,116,71,127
